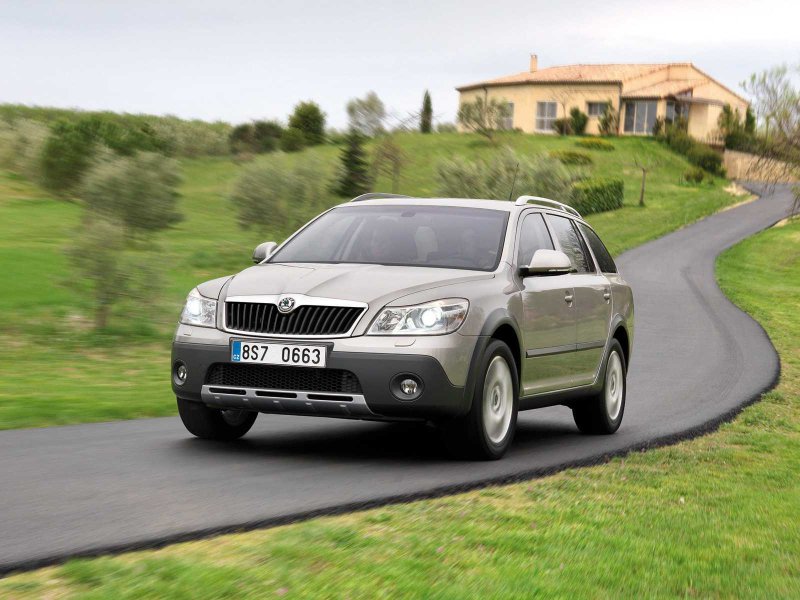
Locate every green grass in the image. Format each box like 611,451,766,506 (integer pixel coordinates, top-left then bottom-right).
0,133,745,429
2,217,798,598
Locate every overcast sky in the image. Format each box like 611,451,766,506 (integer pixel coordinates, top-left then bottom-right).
2,0,798,128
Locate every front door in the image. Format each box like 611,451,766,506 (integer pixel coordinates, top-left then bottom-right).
517,212,578,395
546,214,611,385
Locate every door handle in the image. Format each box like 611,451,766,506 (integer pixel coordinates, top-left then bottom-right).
603,289,611,301
564,292,574,304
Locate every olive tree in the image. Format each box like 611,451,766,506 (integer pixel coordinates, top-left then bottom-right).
346,92,386,137
457,97,511,143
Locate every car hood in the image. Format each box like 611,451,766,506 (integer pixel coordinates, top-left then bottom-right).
224,263,493,307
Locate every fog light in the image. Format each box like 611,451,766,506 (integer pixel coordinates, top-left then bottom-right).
174,362,188,385
400,379,418,395
390,373,424,401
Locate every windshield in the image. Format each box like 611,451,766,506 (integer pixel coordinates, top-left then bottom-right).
269,205,510,271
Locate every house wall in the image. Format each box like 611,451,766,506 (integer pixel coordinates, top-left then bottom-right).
457,83,620,135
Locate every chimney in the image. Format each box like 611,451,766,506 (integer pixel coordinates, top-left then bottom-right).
529,54,538,72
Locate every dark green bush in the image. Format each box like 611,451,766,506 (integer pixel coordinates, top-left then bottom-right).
39,121,96,194
288,101,326,145
575,138,615,151
570,177,624,215
684,167,706,184
229,124,255,154
553,118,572,135
253,120,283,153
280,127,306,152
549,150,593,165
687,145,724,175
569,108,588,135
663,128,695,155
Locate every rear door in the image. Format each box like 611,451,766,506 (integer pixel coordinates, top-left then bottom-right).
517,212,577,395
546,214,611,385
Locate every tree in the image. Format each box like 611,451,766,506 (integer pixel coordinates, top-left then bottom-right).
743,65,800,215
288,101,326,145
744,106,756,134
346,92,386,137
81,152,183,238
335,130,372,197
229,154,333,234
39,120,96,195
420,90,433,134
457,97,511,143
372,135,408,193
229,123,255,154
252,120,283,153
633,156,661,207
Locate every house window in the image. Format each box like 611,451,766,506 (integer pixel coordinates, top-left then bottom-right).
535,101,557,132
499,102,514,130
665,101,689,124
623,101,658,134
587,102,609,117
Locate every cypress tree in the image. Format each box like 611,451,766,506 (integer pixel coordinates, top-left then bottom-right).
420,90,433,134
335,130,372,197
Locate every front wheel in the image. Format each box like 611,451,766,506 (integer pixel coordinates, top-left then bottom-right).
572,340,626,434
177,397,258,440
441,339,519,460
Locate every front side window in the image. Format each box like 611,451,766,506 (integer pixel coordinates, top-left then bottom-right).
517,213,554,267
623,101,658,134
546,215,593,273
535,101,557,132
270,205,510,272
578,223,617,273
587,102,609,117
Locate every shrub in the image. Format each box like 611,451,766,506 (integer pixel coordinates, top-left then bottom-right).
652,117,665,137
253,120,283,153
569,108,588,135
598,103,619,136
553,118,572,135
0,118,49,182
229,124,255,154
437,147,576,201
288,101,326,145
684,167,706,184
81,152,183,237
39,120,97,195
549,150,593,165
457,97,512,142
687,145,724,175
280,127,306,152
148,118,230,157
575,138,615,151
663,127,695,155
230,153,334,234
570,177,624,215
437,122,457,133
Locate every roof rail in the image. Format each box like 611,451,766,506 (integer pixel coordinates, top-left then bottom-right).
350,192,413,202
515,195,581,218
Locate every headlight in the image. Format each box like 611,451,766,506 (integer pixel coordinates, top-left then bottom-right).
180,288,217,328
368,299,469,335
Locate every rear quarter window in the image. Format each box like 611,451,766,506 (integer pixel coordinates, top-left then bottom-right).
578,223,617,273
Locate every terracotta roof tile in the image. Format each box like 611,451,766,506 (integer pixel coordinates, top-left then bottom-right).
621,79,708,99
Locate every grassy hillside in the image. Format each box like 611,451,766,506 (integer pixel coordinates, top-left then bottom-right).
0,133,744,429
2,214,797,599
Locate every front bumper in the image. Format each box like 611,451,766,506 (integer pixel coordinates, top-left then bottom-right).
171,332,477,420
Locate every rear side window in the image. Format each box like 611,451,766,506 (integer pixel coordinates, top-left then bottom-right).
546,215,593,273
578,223,617,273
517,213,554,266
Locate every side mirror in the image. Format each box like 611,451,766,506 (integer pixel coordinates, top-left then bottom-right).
520,249,574,277
252,241,278,264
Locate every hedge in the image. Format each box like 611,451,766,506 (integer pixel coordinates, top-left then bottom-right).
575,138,615,151
549,150,593,165
570,177,624,215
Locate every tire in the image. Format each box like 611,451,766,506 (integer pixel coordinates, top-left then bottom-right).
572,340,626,434
442,339,519,460
177,397,258,441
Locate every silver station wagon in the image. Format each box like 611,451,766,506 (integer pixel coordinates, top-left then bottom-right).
172,193,633,459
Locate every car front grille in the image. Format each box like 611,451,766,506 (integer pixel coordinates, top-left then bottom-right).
205,363,363,394
225,302,364,336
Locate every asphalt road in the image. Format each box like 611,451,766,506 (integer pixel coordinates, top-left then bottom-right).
0,184,793,574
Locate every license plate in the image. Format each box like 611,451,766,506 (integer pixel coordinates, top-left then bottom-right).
231,341,327,368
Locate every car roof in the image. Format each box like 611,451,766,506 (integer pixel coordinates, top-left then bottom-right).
333,197,590,225
334,197,517,212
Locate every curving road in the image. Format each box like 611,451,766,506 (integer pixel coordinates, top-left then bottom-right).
0,184,793,575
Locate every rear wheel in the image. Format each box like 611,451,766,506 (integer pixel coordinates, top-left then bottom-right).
572,340,626,434
177,397,258,440
442,339,519,460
